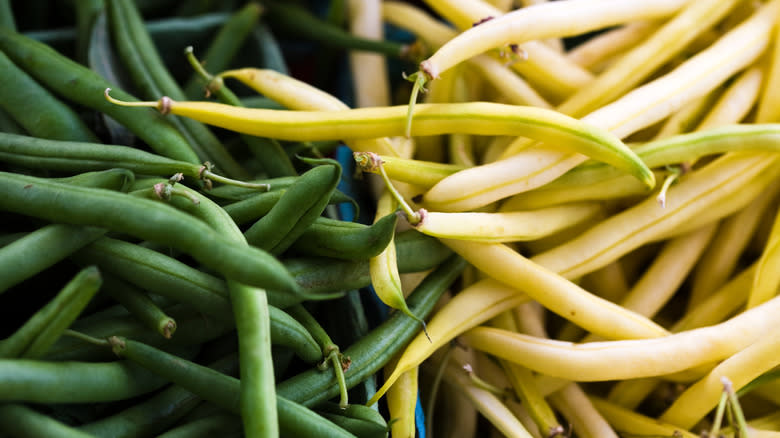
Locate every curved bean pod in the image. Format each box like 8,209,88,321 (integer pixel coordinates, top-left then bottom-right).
417,0,688,81
460,294,780,382
106,92,655,189
289,213,397,260
0,403,94,438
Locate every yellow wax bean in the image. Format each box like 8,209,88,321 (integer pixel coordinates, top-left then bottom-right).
218,68,401,157
555,0,743,121
748,207,780,309
442,359,535,438
697,64,765,130
492,312,562,437
756,0,780,123
549,383,619,438
385,363,418,438
369,191,427,335
420,0,595,100
589,397,698,438
461,294,780,381
367,278,529,406
418,0,688,81
413,202,602,242
618,223,716,319
507,123,780,211
424,0,776,211
659,329,780,429
565,21,658,71
441,239,668,340
689,187,777,310
381,2,552,108
359,154,466,189
347,0,390,108
530,152,780,280
106,93,654,190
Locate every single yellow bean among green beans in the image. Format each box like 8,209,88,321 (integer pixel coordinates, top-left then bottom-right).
104,90,655,190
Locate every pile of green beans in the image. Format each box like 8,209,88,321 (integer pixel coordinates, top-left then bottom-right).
0,2,457,437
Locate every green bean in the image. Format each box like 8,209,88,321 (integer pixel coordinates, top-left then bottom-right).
106,0,249,179
264,1,414,60
286,304,349,407
0,28,200,164
103,274,177,339
267,306,322,364
55,168,136,190
47,306,232,362
108,337,357,437
0,171,300,293
71,236,330,311
0,108,24,135
0,0,15,30
0,225,105,294
0,358,175,403
73,0,102,64
0,266,101,358
277,255,466,407
316,402,389,438
185,47,297,177
0,132,267,189
145,177,278,437
183,3,262,99
286,229,453,295
156,413,243,438
0,403,94,438
78,353,239,438
223,187,357,225
0,51,97,142
245,160,341,254
289,213,397,260
252,23,289,74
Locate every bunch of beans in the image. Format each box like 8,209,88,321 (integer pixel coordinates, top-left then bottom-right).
3,1,780,437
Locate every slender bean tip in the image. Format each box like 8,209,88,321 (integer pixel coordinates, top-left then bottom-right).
104,88,169,114
547,425,566,438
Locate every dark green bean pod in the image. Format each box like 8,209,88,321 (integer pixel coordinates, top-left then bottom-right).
0,51,98,142
0,171,300,294
0,225,105,294
268,307,322,364
245,161,341,254
103,274,177,339
106,0,249,179
73,0,103,64
47,306,233,362
183,3,262,99
285,229,454,294
0,358,175,403
78,353,239,438
0,132,266,189
0,108,24,134
156,413,243,438
0,0,15,30
251,23,289,74
0,28,200,164
108,337,357,438
0,266,101,358
223,187,357,224
54,167,136,190
264,1,414,60
277,255,466,407
289,213,397,260
71,236,332,311
316,402,389,438
0,403,94,438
